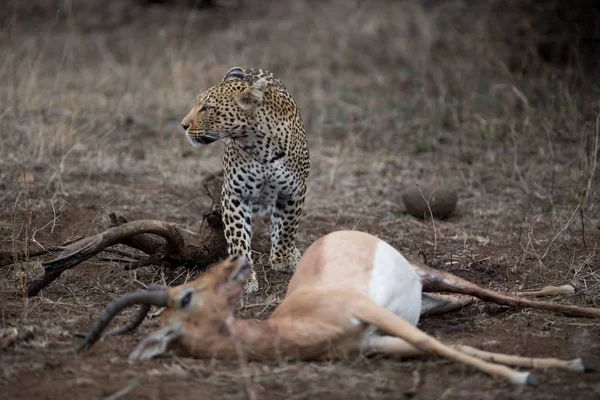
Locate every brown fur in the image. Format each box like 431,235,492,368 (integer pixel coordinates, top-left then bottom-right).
286,231,378,296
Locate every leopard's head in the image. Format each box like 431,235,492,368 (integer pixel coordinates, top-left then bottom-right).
181,67,268,147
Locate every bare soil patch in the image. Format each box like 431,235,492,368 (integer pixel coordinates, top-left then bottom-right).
1,1,599,399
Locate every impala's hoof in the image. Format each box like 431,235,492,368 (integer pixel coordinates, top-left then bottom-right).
511,371,538,386
582,358,599,373
525,373,539,387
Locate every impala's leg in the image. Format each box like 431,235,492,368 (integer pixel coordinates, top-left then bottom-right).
349,294,537,385
362,336,595,373
421,293,475,316
421,285,575,317
514,285,574,297
415,265,600,318
453,345,596,373
362,335,423,357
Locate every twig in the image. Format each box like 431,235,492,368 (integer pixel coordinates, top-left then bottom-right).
541,205,580,261
101,247,144,260
124,250,168,271
582,114,599,207
103,379,140,400
579,205,587,251
17,246,66,258
242,301,280,310
87,193,122,238
410,236,428,265
415,181,438,259
97,255,138,264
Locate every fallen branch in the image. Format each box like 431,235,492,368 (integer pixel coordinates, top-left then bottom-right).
25,172,227,297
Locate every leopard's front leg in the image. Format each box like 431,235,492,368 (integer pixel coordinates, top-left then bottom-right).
221,187,259,293
268,182,306,272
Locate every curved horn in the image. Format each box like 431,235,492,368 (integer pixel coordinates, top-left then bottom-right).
76,288,169,352
101,284,169,338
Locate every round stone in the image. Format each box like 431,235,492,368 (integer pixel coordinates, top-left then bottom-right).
402,184,458,219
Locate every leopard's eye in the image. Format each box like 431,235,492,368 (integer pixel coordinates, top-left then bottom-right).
200,104,214,112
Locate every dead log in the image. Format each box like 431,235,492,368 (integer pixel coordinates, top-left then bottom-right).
25,173,227,297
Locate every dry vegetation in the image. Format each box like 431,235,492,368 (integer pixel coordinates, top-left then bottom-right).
1,0,599,399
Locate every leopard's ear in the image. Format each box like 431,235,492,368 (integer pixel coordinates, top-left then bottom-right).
223,67,245,81
235,78,268,112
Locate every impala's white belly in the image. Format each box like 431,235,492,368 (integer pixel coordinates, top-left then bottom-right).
368,240,422,326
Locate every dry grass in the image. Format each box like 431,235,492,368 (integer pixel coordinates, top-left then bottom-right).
1,0,599,399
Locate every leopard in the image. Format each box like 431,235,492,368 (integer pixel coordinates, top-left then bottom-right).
181,67,310,293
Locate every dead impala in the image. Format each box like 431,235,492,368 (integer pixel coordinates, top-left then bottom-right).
75,230,599,386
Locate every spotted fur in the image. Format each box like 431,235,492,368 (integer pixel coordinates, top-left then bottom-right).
181,67,310,293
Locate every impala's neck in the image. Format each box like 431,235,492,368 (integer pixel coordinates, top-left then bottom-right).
179,317,330,361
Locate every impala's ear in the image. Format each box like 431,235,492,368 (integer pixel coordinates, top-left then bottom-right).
223,66,245,81
235,78,268,112
128,324,183,360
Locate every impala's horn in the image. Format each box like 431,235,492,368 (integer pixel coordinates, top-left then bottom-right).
75,285,169,352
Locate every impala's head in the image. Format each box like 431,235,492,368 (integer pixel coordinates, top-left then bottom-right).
163,254,251,323
75,255,252,360
181,67,268,147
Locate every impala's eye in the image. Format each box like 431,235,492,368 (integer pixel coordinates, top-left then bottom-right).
180,291,193,308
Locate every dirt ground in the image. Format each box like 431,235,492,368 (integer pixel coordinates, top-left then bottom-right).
1,1,599,399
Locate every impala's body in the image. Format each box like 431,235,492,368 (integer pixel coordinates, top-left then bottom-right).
147,231,422,362
80,230,599,386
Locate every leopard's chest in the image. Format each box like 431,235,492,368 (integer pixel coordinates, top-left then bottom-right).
223,146,300,205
